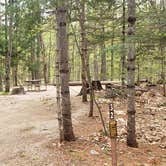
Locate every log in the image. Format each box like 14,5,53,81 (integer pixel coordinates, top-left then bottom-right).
50,81,121,86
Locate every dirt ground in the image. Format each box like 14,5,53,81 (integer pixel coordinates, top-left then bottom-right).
0,85,166,166
0,86,88,166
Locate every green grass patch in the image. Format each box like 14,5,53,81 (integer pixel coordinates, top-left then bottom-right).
0,91,9,95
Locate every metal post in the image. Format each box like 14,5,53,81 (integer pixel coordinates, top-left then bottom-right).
109,103,117,166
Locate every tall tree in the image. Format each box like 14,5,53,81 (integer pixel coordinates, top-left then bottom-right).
0,59,3,91
76,0,88,102
93,46,99,80
127,0,138,147
56,0,75,141
0,3,3,92
110,7,116,81
121,0,126,86
5,0,13,92
100,25,106,81
159,0,166,96
56,7,63,141
74,0,94,115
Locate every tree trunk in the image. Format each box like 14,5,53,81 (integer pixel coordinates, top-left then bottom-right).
0,50,3,91
77,54,81,81
31,41,36,80
111,40,114,81
0,3,3,91
35,1,41,80
121,0,126,86
161,49,166,96
48,31,52,83
137,62,140,85
160,0,166,96
94,46,99,80
5,0,13,92
110,9,115,81
57,1,75,141
127,0,138,147
77,0,88,102
100,25,106,81
35,34,41,79
0,66,3,91
39,34,47,84
56,8,63,142
149,59,153,83
79,0,94,115
70,42,75,81
86,52,94,117
13,64,18,86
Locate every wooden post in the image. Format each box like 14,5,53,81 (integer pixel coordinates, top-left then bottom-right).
109,103,117,166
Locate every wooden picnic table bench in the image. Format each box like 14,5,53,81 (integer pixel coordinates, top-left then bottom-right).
25,79,41,91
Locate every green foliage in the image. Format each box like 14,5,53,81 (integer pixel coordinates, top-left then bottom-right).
27,61,41,73
0,0,165,82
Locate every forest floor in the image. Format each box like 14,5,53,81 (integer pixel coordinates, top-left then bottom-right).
0,85,165,166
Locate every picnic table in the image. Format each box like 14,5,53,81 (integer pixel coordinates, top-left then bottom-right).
25,79,41,91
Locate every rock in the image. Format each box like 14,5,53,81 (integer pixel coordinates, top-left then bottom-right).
118,128,127,136
150,109,156,115
117,118,127,126
136,91,142,96
116,110,125,115
136,132,143,139
90,149,99,155
160,143,166,149
119,162,125,166
149,126,156,131
145,134,161,143
10,86,25,95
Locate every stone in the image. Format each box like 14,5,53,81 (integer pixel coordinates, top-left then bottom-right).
119,162,125,166
118,128,127,136
160,143,166,149
90,150,99,155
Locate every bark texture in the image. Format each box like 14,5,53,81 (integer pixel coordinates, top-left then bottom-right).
121,0,126,86
100,25,106,81
5,0,13,92
13,64,18,86
93,46,99,80
160,0,166,96
79,0,94,116
77,0,88,102
127,0,138,147
0,72,3,92
57,2,75,141
111,17,115,81
56,9,63,142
